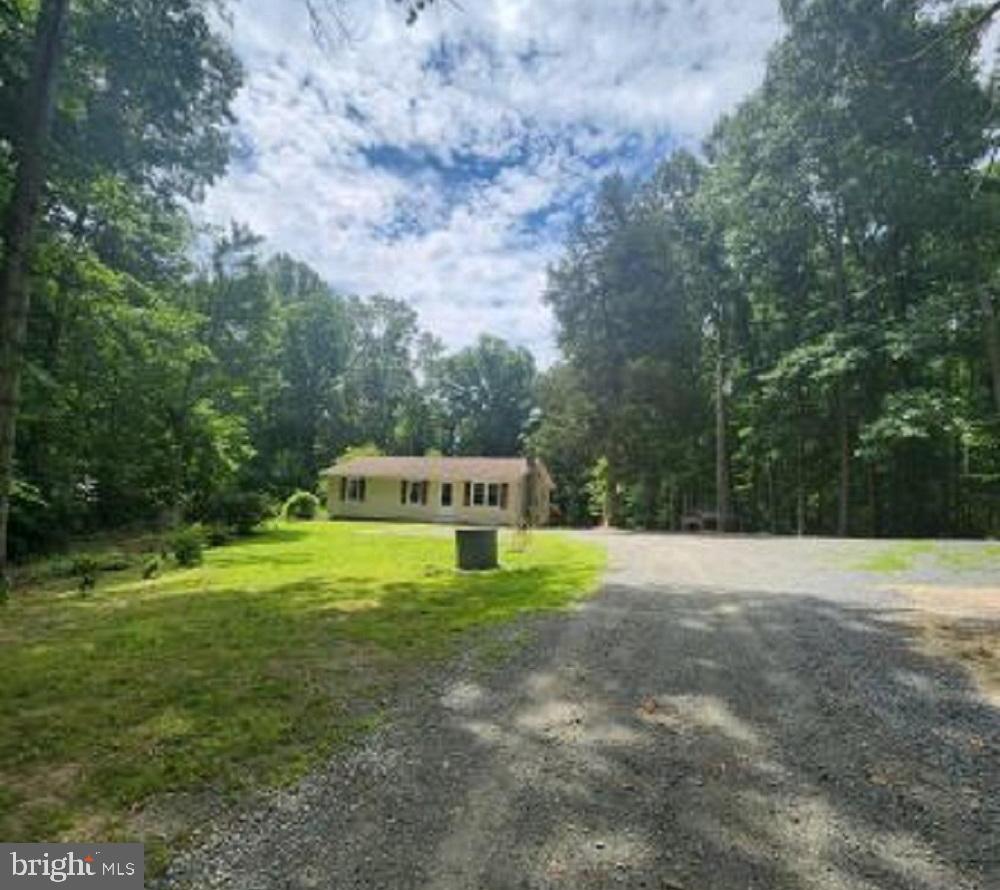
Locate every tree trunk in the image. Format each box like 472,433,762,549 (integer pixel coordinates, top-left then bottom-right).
714,346,729,532
837,387,850,536
0,0,71,575
767,459,776,533
980,288,1000,416
867,463,879,537
796,396,805,536
831,209,851,537
601,457,620,528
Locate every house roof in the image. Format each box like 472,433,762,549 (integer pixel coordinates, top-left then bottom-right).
323,455,553,487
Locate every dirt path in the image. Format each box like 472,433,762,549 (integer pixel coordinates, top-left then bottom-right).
161,533,999,890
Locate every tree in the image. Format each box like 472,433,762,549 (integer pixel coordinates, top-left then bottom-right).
305,0,441,46
340,295,421,449
530,363,599,525
247,254,351,493
435,335,536,456
545,157,713,528
540,0,997,536
0,0,70,575
0,0,241,571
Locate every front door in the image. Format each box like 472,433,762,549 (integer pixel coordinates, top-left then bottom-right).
439,481,455,520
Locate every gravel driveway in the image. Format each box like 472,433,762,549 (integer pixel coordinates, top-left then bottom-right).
161,533,999,890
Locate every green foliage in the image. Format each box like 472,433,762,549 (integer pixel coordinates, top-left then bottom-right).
434,335,537,456
71,555,100,594
585,457,611,523
529,364,598,525
7,478,57,561
6,0,241,557
49,0,243,203
339,296,421,449
168,526,204,567
12,208,544,556
141,556,160,579
201,490,271,537
537,0,999,537
337,442,384,463
283,490,320,520
6,0,999,556
203,524,232,547
96,551,130,572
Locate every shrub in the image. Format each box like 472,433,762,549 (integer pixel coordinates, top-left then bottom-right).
142,556,160,580
283,490,321,520
8,478,60,562
71,555,100,594
204,523,231,547
202,491,270,536
97,551,131,572
169,526,204,567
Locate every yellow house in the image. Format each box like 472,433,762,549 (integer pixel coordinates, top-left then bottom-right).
322,455,554,526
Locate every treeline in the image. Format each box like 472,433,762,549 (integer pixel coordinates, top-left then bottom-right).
1,0,536,559
13,224,537,556
532,0,1000,536
5,0,1000,553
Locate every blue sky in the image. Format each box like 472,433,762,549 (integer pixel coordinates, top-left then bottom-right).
201,0,785,364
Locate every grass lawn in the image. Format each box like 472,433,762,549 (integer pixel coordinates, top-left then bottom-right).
0,521,604,856
851,539,1000,573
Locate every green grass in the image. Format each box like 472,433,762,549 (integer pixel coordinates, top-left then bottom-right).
852,540,936,572
933,544,1000,571
851,540,1000,573
0,521,604,847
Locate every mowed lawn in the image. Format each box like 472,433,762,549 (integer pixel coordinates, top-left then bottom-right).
0,521,604,849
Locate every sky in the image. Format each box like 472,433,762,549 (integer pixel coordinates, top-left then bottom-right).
200,0,785,365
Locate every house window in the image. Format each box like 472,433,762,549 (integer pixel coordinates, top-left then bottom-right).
401,480,427,505
346,477,366,502
462,480,506,508
441,482,453,507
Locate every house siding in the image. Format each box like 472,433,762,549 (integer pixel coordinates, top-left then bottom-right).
326,475,536,526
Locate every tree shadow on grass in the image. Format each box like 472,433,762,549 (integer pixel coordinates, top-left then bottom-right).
153,582,999,889
0,556,592,845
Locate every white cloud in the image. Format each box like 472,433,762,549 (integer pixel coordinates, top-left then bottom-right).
199,0,783,365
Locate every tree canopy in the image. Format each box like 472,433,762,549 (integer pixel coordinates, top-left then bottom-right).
2,0,998,558
534,0,1000,536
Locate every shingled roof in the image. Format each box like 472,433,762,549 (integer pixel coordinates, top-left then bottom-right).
322,455,552,486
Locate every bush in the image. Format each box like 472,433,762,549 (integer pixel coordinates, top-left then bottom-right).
283,490,321,520
142,556,161,580
71,555,100,594
202,491,270,536
204,523,231,547
97,551,131,572
169,526,204,567
7,479,63,562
